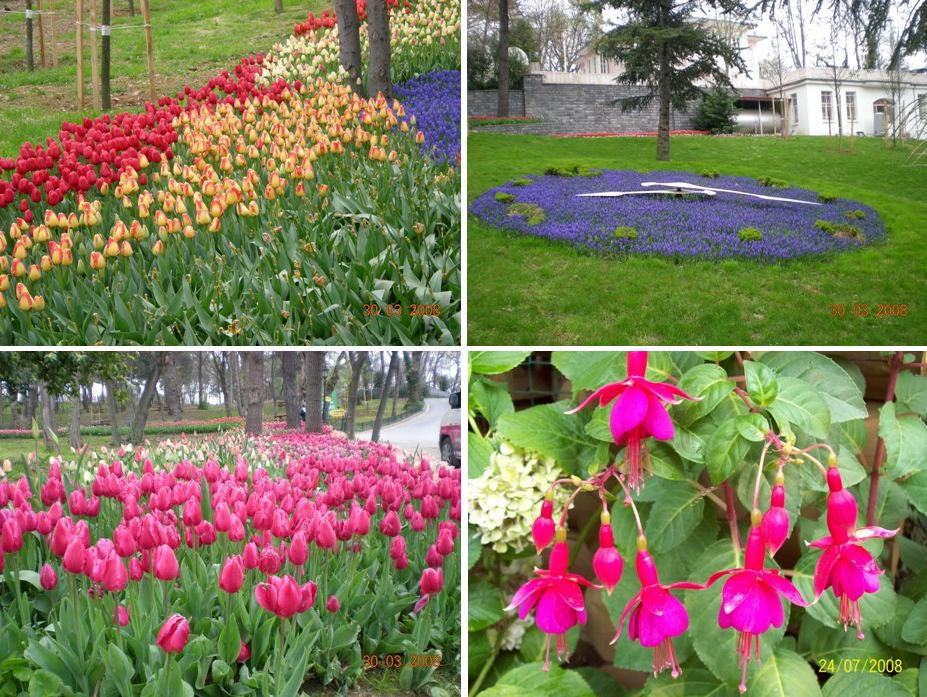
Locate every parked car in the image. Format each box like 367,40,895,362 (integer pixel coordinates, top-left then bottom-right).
440,391,461,466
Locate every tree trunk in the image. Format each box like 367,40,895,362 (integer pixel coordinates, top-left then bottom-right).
244,353,265,435
371,352,399,442
106,380,120,445
335,0,364,95
162,352,183,421
306,353,324,433
274,0,283,12
656,44,671,161
38,382,56,449
367,0,391,98
69,391,82,450
345,352,368,438
24,385,37,428
130,356,163,443
392,359,400,417
230,353,245,416
496,0,510,117
212,353,233,417
281,352,301,428
197,352,205,409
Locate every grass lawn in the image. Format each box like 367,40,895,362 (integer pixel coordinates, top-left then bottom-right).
0,0,322,158
467,133,927,345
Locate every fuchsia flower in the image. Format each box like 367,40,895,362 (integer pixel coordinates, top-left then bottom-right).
507,537,599,671
760,477,789,555
532,499,555,553
807,467,897,638
707,526,809,693
613,545,703,679
567,352,697,493
592,515,622,594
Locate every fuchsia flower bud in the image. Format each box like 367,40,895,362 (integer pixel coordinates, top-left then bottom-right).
532,498,555,554
592,515,623,594
760,476,790,555
825,467,857,535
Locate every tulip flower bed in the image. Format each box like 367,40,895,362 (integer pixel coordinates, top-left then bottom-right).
468,350,927,697
0,427,461,695
470,170,885,260
0,417,267,440
0,0,461,346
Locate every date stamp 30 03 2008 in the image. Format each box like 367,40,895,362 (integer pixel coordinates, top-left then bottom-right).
817,657,904,674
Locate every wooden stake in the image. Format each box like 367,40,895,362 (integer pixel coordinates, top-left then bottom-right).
49,0,57,67
37,0,46,68
140,0,155,102
101,0,111,110
89,0,101,109
76,0,85,108
25,0,34,72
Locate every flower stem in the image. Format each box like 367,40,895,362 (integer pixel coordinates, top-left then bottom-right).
569,510,599,561
752,440,772,512
275,618,288,694
468,631,503,697
723,482,741,567
868,351,903,526
612,473,644,536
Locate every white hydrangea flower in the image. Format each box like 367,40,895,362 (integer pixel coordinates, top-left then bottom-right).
468,440,570,554
500,614,533,651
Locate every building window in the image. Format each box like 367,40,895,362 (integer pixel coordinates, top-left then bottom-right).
821,91,833,121
919,94,927,120
846,91,857,121
791,93,798,124
599,55,607,73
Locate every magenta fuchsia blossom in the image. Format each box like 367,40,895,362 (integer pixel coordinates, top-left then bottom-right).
807,467,898,638
707,527,810,693
567,351,697,492
613,546,703,678
507,537,599,671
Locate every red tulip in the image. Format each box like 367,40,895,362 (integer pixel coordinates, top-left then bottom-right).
40,562,58,590
219,555,244,594
156,613,190,653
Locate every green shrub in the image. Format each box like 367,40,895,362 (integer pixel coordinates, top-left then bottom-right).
700,170,720,179
757,177,788,188
494,191,515,203
613,226,638,240
738,227,763,241
544,164,600,178
692,88,737,134
819,193,837,203
512,177,533,186
508,202,546,225
845,209,866,220
815,219,864,241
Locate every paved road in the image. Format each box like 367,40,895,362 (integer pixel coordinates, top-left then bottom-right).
357,397,452,461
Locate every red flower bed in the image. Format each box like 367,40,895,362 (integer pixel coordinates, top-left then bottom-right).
293,0,408,36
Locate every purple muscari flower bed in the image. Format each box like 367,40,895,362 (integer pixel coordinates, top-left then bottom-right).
469,170,886,261
395,69,460,165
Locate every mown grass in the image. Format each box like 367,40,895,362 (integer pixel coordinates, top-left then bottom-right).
467,133,927,345
0,0,323,157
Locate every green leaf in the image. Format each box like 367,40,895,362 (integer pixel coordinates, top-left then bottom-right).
900,469,927,516
552,352,626,392
767,377,831,439
671,363,735,427
472,378,514,430
211,659,231,682
821,671,910,697
518,625,580,664
468,632,491,681
644,667,738,697
736,413,769,442
469,581,504,632
802,446,866,493
901,598,927,644
470,351,531,375
218,617,241,665
759,352,867,423
705,418,750,484
488,662,595,697
28,670,68,697
798,614,892,663
497,401,600,476
750,647,822,697
744,361,779,408
644,484,705,553
468,527,482,571
895,372,927,417
879,402,927,478
468,432,493,479
103,644,134,688
874,595,927,655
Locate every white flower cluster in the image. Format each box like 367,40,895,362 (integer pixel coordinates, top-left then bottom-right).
257,0,460,87
469,441,569,554
500,614,533,651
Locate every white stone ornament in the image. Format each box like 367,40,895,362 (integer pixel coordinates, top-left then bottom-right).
577,181,822,206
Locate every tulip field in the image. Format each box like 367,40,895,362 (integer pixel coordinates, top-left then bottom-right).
0,0,461,346
0,425,461,695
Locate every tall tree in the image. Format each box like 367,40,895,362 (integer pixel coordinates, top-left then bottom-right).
244,353,265,435
281,352,301,428
38,381,57,450
368,0,391,97
161,352,183,421
594,0,748,161
106,379,120,445
130,354,164,443
197,352,205,409
345,352,368,438
371,352,399,442
496,0,510,116
335,0,365,95
69,392,82,450
305,353,325,433
211,353,233,417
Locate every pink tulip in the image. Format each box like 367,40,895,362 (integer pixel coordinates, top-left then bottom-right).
507,539,597,670
114,605,130,626
39,562,58,590
1,517,23,553
425,544,443,568
389,535,406,560
255,574,313,618
156,613,190,653
288,530,308,566
326,595,340,613
62,538,86,574
219,555,244,594
414,567,444,613
237,641,250,662
379,510,400,537
151,544,179,581
242,542,259,569
707,527,809,692
566,351,697,493
103,552,129,592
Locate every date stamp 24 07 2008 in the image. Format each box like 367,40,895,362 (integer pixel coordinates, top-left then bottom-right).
817,657,904,674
